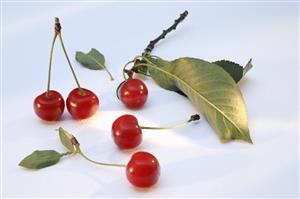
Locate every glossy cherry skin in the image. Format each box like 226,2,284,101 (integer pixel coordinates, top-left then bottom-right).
112,114,142,149
66,88,99,120
119,79,148,109
33,90,65,121
126,151,160,188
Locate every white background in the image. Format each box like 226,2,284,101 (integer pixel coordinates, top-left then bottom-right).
2,1,299,198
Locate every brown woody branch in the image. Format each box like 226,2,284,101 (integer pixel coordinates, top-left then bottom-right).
142,10,189,56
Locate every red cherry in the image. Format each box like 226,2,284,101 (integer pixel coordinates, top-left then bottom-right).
112,114,142,149
66,88,99,120
126,151,160,188
119,79,148,109
33,90,65,121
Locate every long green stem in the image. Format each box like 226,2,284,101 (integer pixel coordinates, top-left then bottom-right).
97,62,114,81
139,115,199,130
58,33,84,95
140,120,191,130
79,149,126,168
46,34,58,97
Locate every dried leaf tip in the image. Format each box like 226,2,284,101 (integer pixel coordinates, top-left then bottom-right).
71,137,80,146
243,58,253,76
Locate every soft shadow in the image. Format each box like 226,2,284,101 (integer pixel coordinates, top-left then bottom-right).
162,152,252,188
238,76,254,90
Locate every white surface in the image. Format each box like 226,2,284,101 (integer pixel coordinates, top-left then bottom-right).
2,2,299,198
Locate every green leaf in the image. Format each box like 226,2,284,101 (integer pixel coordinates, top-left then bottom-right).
58,127,76,153
213,59,253,82
19,150,62,169
145,56,186,96
143,56,252,143
76,48,105,70
213,60,243,82
76,48,114,80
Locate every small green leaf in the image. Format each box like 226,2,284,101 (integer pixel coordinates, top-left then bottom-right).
76,48,105,70
76,48,114,80
19,150,62,169
59,127,76,153
213,59,253,83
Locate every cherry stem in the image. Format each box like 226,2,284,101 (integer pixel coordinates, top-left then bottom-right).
46,33,58,97
55,17,84,95
78,148,126,168
102,64,114,81
124,55,158,77
60,151,72,156
58,34,84,94
139,114,200,130
122,59,136,80
116,80,125,100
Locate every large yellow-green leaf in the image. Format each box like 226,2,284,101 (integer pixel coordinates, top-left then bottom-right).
143,56,252,143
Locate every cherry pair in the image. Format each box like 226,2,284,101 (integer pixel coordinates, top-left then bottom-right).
34,18,99,121
34,89,99,121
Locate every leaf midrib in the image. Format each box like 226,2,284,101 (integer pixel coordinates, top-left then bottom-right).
147,63,246,136
86,54,105,69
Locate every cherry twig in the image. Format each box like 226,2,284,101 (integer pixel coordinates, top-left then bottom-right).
142,10,189,56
